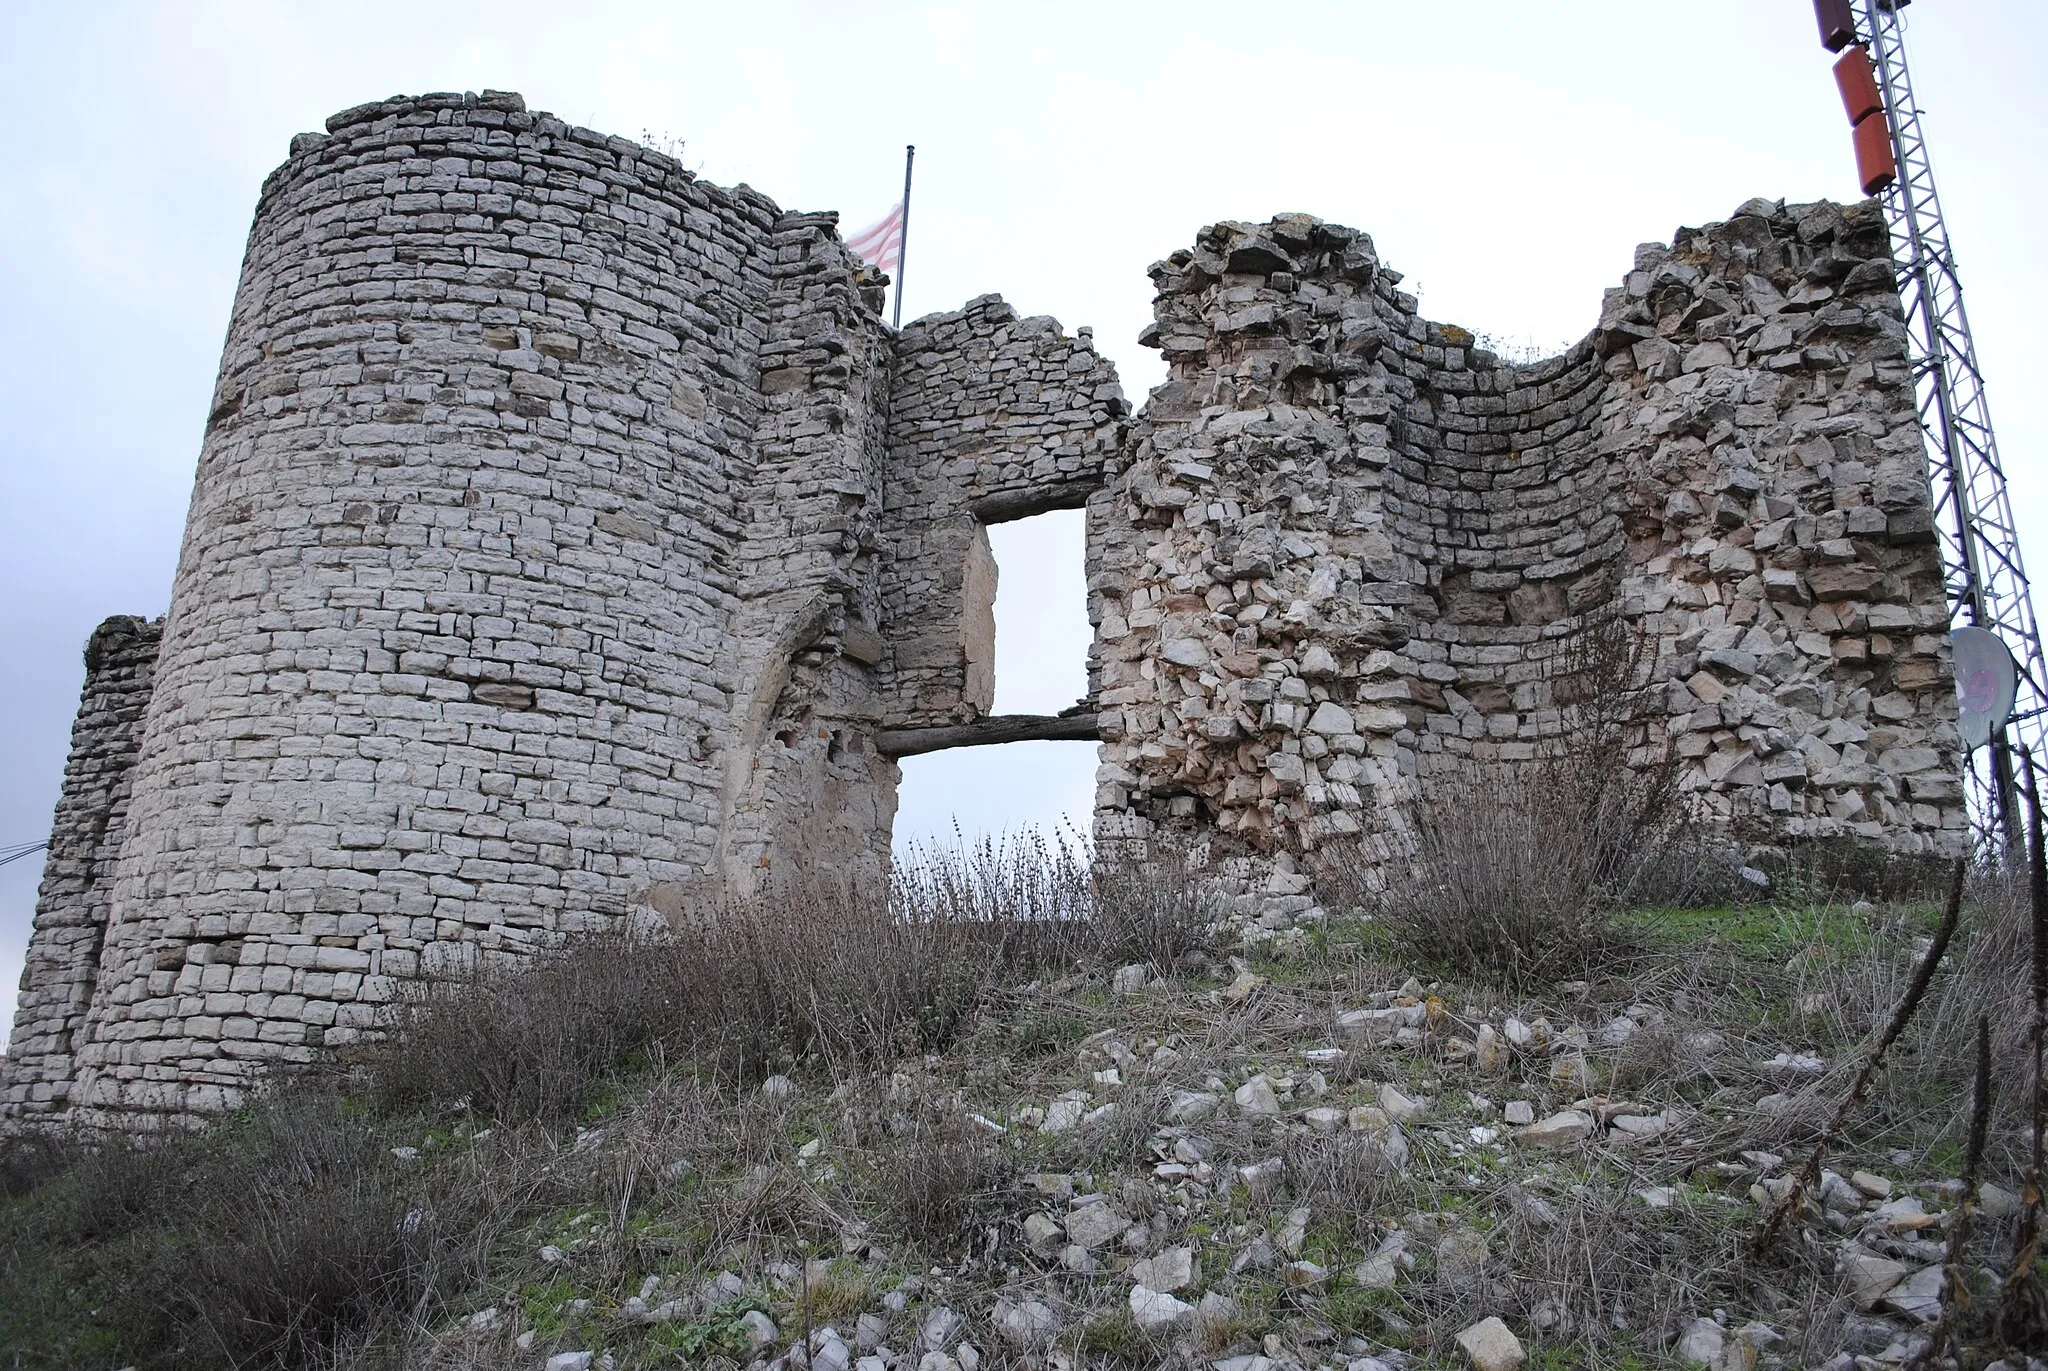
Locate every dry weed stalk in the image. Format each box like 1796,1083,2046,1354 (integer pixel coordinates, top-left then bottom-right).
1753,859,1965,1257
1998,751,2048,1352
1920,1013,1993,1367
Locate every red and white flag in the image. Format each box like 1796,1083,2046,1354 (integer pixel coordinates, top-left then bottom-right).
844,201,905,272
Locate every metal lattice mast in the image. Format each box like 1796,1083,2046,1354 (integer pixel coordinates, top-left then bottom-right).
1859,0,2045,844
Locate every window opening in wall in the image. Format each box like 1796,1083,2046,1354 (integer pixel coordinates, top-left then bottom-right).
894,508,1096,856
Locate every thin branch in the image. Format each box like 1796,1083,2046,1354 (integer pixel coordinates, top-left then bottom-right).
1754,858,1966,1257
2000,747,2048,1352
1919,1013,1992,1367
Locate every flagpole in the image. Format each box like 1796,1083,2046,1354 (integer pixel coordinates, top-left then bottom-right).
893,144,915,329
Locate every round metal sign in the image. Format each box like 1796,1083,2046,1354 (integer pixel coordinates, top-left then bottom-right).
1952,625,2018,749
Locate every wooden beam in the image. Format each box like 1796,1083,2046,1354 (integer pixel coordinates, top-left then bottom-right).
874,712,1100,757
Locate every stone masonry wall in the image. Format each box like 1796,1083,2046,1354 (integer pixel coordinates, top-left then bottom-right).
880,296,1126,727
0,85,1964,1129
1,618,161,1120
29,92,934,1128
1092,201,1964,877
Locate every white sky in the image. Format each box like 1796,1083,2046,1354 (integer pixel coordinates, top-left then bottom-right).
3,1,2044,1004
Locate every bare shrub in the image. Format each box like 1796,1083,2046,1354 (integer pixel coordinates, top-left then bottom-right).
361,832,1228,1127
1,1091,563,1371
867,1108,1011,1255
1442,1181,1764,1359
1335,613,1705,985
365,847,1095,1123
1091,841,1215,974
1283,1130,1398,1242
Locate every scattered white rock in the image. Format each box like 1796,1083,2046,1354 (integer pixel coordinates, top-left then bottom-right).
1610,1111,1671,1139
1129,1284,1196,1332
1516,1110,1594,1146
1278,1207,1310,1257
1168,1090,1219,1123
1880,1264,1944,1322
1130,1245,1196,1292
762,1074,797,1098
1676,1317,1726,1368
1548,1052,1593,1093
1040,1097,1086,1133
1503,1099,1535,1126
1112,964,1148,995
1283,1259,1327,1289
1064,1202,1130,1250
1981,1182,2023,1218
1475,1022,1504,1071
1236,1074,1282,1116
994,1297,1060,1346
1639,1186,1679,1209
1456,1316,1526,1371
1024,1212,1064,1254
1838,1249,1914,1308
919,1306,966,1353
546,1354,592,1371
1377,1082,1426,1121
741,1309,779,1351
1239,1156,1287,1195
1596,1016,1639,1047
1353,1236,1406,1290
1225,970,1267,1002
814,1334,854,1371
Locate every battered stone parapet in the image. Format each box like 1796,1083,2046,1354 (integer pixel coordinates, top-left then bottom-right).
0,89,1964,1129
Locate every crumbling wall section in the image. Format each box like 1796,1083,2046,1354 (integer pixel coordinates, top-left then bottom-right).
0,618,162,1120
711,210,899,901
1092,216,1419,862
880,297,1125,727
1092,203,1964,873
1597,198,1962,846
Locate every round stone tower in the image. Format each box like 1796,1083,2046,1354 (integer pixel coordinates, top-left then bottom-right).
69,91,808,1122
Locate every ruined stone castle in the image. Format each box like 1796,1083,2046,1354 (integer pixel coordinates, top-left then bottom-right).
3,91,1965,1127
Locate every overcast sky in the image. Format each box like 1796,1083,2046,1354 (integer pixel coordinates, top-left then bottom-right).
3,1,2044,1005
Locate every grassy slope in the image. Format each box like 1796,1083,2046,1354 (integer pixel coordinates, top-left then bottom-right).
0,882,2027,1371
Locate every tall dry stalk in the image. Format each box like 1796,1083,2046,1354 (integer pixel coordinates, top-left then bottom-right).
1921,1013,1993,1367
1754,859,1965,1257
1998,750,2048,1352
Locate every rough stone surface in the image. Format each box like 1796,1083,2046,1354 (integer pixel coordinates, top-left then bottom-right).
2,90,1965,1128
1455,1316,1526,1371
1,618,161,1120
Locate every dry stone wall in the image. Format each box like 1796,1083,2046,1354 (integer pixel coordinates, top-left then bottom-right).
0,87,1965,1129
1,619,161,1120
880,297,1126,726
1093,200,1963,878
